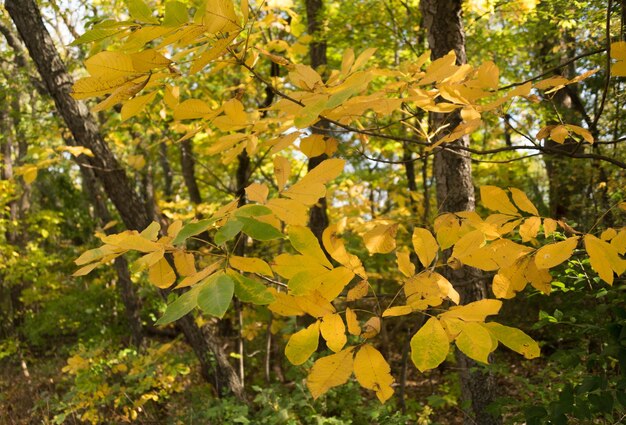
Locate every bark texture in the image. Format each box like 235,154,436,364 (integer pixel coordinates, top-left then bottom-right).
305,0,330,242
5,0,244,400
420,1,501,424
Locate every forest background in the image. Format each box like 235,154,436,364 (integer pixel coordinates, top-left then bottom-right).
0,0,625,424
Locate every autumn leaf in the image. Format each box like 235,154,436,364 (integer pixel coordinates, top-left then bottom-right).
534,237,578,269
353,344,395,403
412,228,439,268
480,186,519,216
306,347,355,399
320,313,347,353
285,321,320,365
411,317,449,372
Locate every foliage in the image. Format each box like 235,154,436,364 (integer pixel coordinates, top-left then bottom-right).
52,341,191,424
1,0,626,423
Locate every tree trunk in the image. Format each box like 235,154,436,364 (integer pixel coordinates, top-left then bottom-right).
305,0,330,243
420,1,501,424
180,139,203,205
5,0,244,400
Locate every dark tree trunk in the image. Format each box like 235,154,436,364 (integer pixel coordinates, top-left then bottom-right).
159,141,173,202
305,0,330,243
180,139,203,205
420,1,501,424
5,0,244,400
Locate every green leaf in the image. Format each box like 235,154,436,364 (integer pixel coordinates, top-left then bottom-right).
163,1,188,26
483,322,540,359
71,28,124,46
410,317,449,372
214,219,244,245
172,218,218,245
127,0,159,24
294,98,328,128
230,271,275,305
155,286,201,325
234,204,273,218
197,274,234,318
239,217,284,241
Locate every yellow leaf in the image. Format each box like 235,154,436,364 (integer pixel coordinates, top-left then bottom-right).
75,244,120,266
140,221,161,241
451,229,486,261
474,60,499,89
190,32,238,73
441,299,502,322
611,229,626,255
288,226,333,268
272,254,329,279
201,0,240,33
492,259,529,299
267,288,305,316
320,313,347,352
601,228,617,241
567,125,594,144
483,322,540,359
148,257,176,288
434,213,461,249
300,134,326,158
461,239,532,271
127,154,146,170
244,183,269,204
341,48,355,75
382,306,413,317
173,99,214,120
412,228,439,268
525,259,552,294
285,321,320,365
323,224,367,278
283,159,345,205
345,307,361,336
361,317,381,339
306,347,355,399
405,272,459,309
91,77,149,113
273,155,291,191
363,222,398,254
585,234,626,285
85,51,136,79
543,218,558,237
534,237,578,269
549,125,569,143
23,165,37,184
173,251,196,276
229,256,273,277
519,217,541,242
176,260,222,288
295,291,336,318
317,267,354,301
103,233,162,252
353,344,394,403
410,317,450,372
396,250,415,278
346,279,369,301
454,321,495,364
266,198,308,226
480,186,519,215
509,187,539,216
73,262,100,277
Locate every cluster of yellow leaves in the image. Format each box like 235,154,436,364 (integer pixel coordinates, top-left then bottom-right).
411,300,540,372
